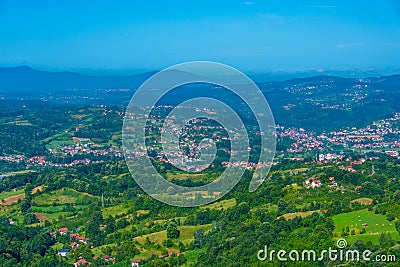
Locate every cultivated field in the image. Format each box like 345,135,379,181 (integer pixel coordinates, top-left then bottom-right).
332,209,400,244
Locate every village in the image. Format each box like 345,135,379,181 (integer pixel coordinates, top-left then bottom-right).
1,109,399,172
51,227,140,266
277,112,400,158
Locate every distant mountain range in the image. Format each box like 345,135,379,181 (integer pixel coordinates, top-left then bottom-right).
0,66,156,97
1,66,399,98
0,66,399,131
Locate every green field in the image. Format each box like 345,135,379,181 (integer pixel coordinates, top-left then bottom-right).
31,204,88,213
280,210,321,220
92,243,117,257
183,248,206,266
102,203,132,218
43,211,71,221
32,188,97,206
200,198,236,210
332,209,400,245
166,172,206,181
134,224,212,246
50,242,65,251
43,131,74,149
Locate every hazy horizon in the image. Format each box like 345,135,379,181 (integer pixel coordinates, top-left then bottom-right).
2,64,400,82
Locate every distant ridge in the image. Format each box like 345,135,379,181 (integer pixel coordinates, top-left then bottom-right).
0,66,399,110
0,66,157,96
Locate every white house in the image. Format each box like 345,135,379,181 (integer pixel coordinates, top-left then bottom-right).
311,180,322,188
57,249,70,257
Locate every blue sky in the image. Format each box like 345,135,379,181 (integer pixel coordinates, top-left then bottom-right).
0,0,399,74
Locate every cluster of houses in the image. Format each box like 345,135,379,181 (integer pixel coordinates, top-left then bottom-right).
70,233,89,244
276,126,324,153
275,113,400,158
338,158,366,173
49,142,122,158
303,176,340,189
0,155,46,165
56,227,90,244
326,113,400,153
317,153,344,162
223,161,278,170
54,227,142,266
0,154,25,163
0,153,105,168
339,165,357,173
285,78,375,110
303,175,364,194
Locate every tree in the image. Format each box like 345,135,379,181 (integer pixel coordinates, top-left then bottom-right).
166,222,180,239
178,240,186,252
20,198,31,213
23,213,39,225
277,199,288,214
114,241,138,262
105,216,116,234
193,229,204,249
393,190,400,202
163,238,174,248
23,183,34,202
70,244,94,261
379,233,395,248
85,203,105,246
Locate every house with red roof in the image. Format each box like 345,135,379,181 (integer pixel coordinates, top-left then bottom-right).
59,228,68,235
71,242,79,249
102,255,115,264
74,259,90,266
